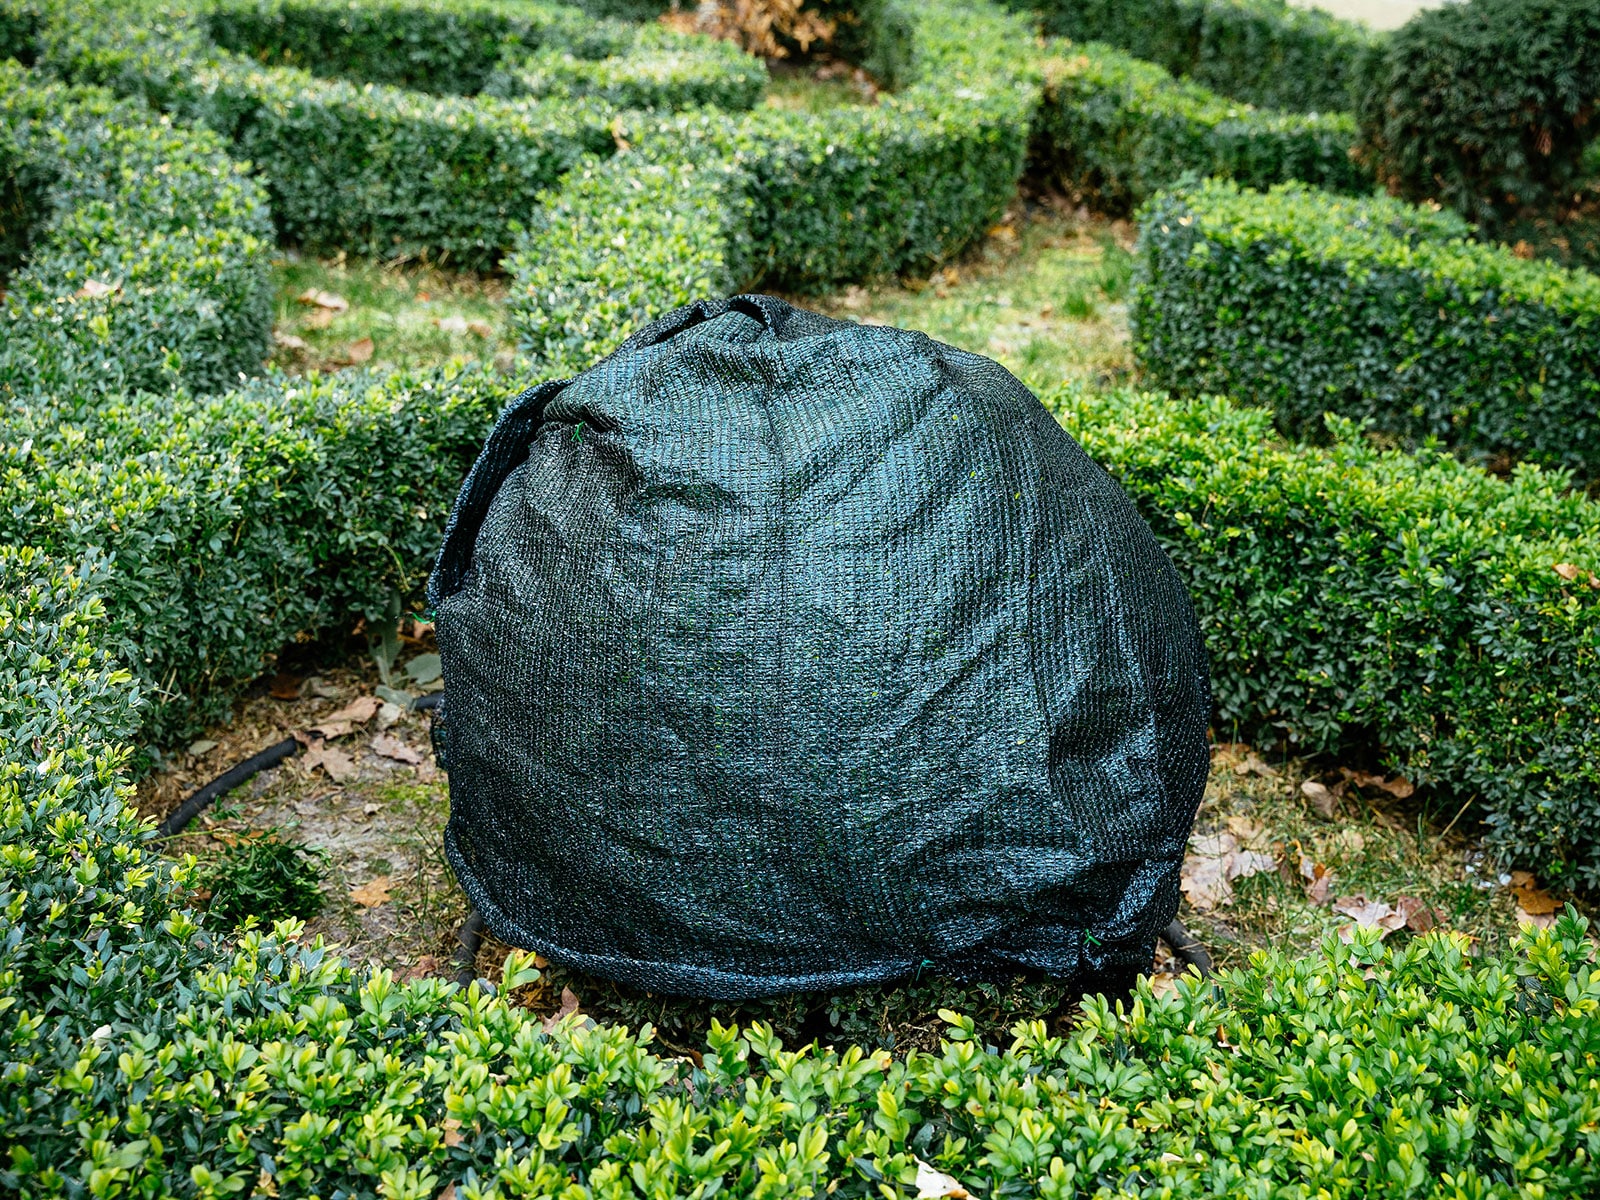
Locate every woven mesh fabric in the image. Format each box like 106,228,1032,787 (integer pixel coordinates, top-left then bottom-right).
429,295,1211,999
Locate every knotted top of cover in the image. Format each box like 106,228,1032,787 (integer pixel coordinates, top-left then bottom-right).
430,295,1210,999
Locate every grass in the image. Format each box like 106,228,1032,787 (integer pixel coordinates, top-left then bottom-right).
798,208,1137,391
269,252,512,375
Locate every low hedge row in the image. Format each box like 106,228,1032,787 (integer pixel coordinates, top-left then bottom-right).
507,0,1039,367
0,362,506,747
204,0,623,95
1032,40,1368,215
1132,180,1600,478
13,1,618,267
7,548,1600,1196
1049,381,1600,889
0,60,272,401
1008,0,1377,114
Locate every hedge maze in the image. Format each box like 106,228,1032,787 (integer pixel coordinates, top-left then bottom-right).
5,0,1600,1194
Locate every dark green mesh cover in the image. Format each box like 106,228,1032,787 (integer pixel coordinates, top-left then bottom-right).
429,295,1210,998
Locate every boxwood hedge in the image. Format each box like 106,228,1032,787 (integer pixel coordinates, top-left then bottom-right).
11,0,621,267
6,512,1600,1197
203,0,624,95
0,60,272,400
1006,0,1377,114
0,363,507,747
1132,179,1600,478
1032,40,1369,215
487,21,769,112
508,0,1039,369
1049,381,1600,890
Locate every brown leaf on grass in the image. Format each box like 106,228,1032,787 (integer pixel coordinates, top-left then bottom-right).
1395,895,1438,933
273,330,308,352
1517,905,1558,930
403,954,442,982
1225,815,1266,845
371,732,423,765
297,735,356,782
439,1116,463,1147
1181,832,1277,912
1507,872,1559,916
434,314,469,334
541,986,581,1032
1301,780,1338,819
1299,854,1335,905
467,319,493,338
1233,753,1279,778
1554,562,1580,581
308,695,380,740
297,288,348,311
345,337,374,364
1344,769,1415,799
302,307,337,330
74,278,119,300
350,875,393,907
1333,895,1407,939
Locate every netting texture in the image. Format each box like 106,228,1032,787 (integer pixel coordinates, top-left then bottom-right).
429,295,1211,999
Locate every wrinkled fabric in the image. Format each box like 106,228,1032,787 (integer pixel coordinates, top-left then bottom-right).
429,295,1210,999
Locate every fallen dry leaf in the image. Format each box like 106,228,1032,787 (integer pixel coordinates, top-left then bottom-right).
541,986,582,1032
404,955,443,982
467,319,493,338
1394,895,1438,933
437,1184,457,1200
1334,895,1407,936
1234,753,1279,778
269,672,303,700
1299,854,1335,905
1225,815,1265,844
297,288,348,311
273,330,307,351
371,732,423,765
345,337,374,364
188,739,218,757
435,314,469,334
1182,832,1276,912
1511,885,1559,916
1345,769,1415,799
914,1158,970,1200
297,736,356,782
350,875,393,907
302,306,336,329
308,695,380,740
1301,780,1337,819
1554,562,1580,581
74,278,118,300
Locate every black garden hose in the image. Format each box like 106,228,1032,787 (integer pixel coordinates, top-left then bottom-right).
1161,918,1214,979
156,737,299,839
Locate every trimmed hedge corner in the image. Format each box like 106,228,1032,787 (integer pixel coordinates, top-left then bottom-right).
5,552,1600,1191
0,60,272,400
508,0,1039,368
1033,40,1368,215
1132,180,1600,477
1047,381,1600,889
1008,0,1377,114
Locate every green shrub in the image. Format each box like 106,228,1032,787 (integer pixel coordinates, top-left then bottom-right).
16,1,622,266
1008,0,1377,114
5,565,1600,1192
507,0,1038,367
193,829,327,928
1354,0,1600,228
1032,40,1368,215
205,0,624,95
0,61,272,400
1132,179,1600,478
490,22,768,112
1046,380,1600,888
0,362,510,746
